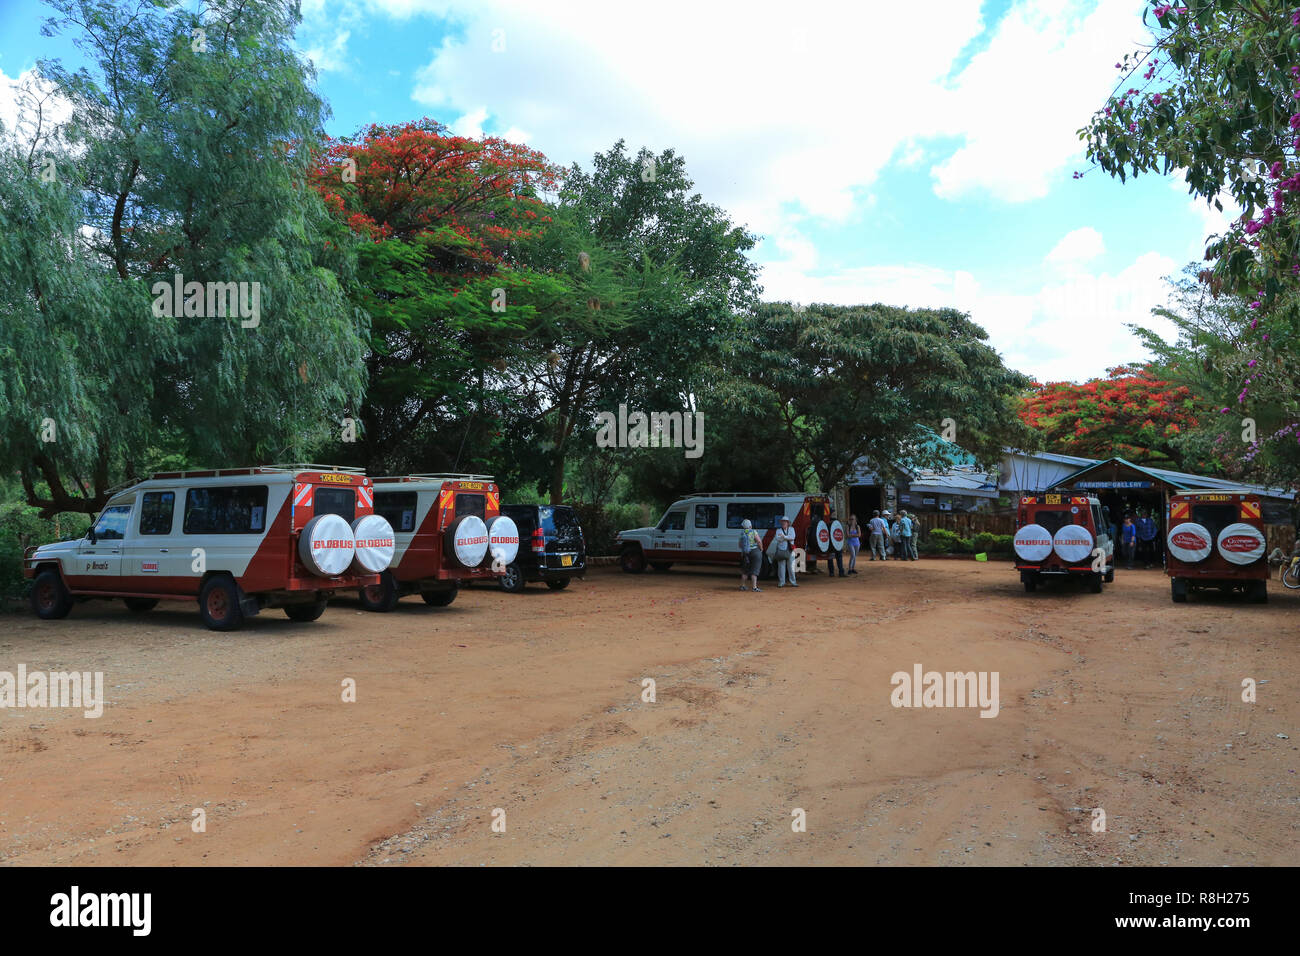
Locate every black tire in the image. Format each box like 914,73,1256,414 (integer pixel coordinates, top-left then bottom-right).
359,570,399,612
1022,572,1037,593
198,575,244,631
1089,572,1103,594
284,598,328,622
649,562,673,572
620,546,646,574
1171,577,1188,603
759,555,775,580
498,562,527,593
545,578,570,591
124,597,159,613
1104,568,1114,584
1248,579,1268,604
30,569,73,620
421,586,458,607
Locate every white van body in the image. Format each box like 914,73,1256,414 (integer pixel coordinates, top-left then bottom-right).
614,492,832,574
24,465,393,629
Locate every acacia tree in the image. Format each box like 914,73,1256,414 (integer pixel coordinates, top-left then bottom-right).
716,302,1033,493
2,0,367,515
308,118,565,474
1017,364,1207,469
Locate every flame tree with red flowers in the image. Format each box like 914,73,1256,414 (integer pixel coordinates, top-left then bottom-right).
1017,363,1211,471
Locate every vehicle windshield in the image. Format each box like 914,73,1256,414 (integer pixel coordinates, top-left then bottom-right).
91,505,132,540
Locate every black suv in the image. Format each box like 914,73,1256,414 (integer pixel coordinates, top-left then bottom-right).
497,504,586,592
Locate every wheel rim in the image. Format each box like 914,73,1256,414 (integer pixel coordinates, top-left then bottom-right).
503,567,520,588
207,588,228,618
363,584,383,602
36,582,55,611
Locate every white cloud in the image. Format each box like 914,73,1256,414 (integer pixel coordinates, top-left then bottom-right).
928,0,1139,202
449,106,488,138
0,67,73,146
303,29,352,74
1045,226,1105,271
388,0,989,236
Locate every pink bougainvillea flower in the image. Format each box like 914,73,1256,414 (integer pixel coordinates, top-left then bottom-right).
1153,93,1162,105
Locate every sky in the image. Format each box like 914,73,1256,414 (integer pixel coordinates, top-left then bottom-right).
0,0,1241,384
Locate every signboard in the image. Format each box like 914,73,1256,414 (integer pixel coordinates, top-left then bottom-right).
1073,481,1154,489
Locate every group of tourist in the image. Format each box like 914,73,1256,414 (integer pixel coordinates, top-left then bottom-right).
736,506,922,592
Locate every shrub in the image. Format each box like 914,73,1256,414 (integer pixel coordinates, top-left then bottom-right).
927,527,973,554
570,502,644,556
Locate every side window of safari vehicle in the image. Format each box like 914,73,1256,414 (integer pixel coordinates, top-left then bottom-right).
139,491,176,535
184,486,269,534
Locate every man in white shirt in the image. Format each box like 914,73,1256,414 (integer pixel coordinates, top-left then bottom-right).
868,510,888,560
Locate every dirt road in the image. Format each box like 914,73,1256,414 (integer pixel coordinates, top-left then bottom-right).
1,561,1296,866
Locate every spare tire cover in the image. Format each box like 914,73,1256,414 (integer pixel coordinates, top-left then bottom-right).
445,515,489,568
1217,522,1266,565
299,513,356,576
828,520,846,551
1167,522,1212,563
1053,524,1094,564
485,515,520,565
1013,524,1053,562
351,513,395,573
814,520,831,553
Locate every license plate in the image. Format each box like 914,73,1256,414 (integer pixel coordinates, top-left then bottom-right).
1045,494,1061,504
561,555,573,567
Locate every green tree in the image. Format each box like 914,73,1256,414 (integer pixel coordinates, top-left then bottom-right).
716,302,1033,492
1,0,367,516
510,142,761,503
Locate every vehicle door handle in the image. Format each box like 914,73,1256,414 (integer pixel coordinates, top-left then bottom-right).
159,549,169,553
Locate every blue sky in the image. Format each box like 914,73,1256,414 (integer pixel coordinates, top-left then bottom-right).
0,0,1234,383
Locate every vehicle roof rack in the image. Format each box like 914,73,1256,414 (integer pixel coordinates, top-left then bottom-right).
264,463,365,474
687,491,820,498
371,473,495,482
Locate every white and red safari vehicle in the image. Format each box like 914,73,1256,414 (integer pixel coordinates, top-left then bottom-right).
358,474,518,611
24,465,395,630
1166,490,1268,603
614,492,831,576
1013,493,1114,593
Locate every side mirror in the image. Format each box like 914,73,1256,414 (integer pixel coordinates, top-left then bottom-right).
87,526,97,544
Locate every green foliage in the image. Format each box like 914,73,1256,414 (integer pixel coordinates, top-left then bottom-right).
570,501,644,556
1,0,367,515
712,302,1034,492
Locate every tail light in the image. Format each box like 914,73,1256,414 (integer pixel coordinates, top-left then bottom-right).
532,527,545,553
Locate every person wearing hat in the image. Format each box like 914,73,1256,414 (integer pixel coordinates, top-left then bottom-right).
737,518,764,591
772,514,799,587
867,509,888,561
